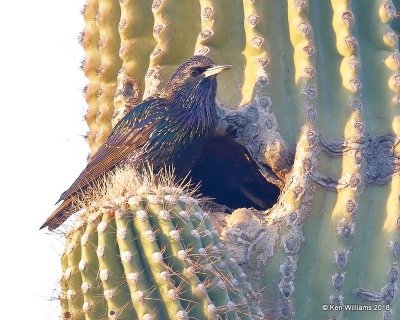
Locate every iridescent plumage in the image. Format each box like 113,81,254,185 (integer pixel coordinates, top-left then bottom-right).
40,56,230,230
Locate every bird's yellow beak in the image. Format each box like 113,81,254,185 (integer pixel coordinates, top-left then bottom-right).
203,64,231,78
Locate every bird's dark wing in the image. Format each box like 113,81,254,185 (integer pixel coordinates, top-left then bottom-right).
58,98,166,201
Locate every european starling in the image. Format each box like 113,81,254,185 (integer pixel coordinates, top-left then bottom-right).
40,56,230,230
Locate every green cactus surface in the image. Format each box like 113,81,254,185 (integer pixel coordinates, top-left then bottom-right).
59,167,263,320
53,0,400,319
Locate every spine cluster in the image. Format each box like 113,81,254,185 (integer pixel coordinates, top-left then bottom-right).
70,1,400,319
60,175,262,320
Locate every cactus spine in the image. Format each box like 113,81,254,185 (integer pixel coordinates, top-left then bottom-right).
113,0,154,125
81,0,101,155
56,1,400,319
59,168,262,320
219,1,400,319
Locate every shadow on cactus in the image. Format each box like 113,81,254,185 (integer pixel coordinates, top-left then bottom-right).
48,0,400,319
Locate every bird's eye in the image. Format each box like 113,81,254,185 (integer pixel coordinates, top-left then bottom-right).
190,68,199,77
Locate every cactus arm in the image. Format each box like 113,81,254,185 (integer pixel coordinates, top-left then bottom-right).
56,167,262,320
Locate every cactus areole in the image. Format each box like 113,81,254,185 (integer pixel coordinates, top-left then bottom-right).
51,0,400,319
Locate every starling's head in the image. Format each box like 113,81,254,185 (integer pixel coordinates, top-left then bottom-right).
164,55,231,94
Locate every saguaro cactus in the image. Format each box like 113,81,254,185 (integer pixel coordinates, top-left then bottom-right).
59,168,262,320
56,0,400,319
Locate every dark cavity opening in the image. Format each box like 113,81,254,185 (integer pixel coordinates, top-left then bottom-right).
122,80,134,98
190,136,280,211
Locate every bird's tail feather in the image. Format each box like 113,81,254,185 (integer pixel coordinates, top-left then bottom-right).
39,197,76,230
